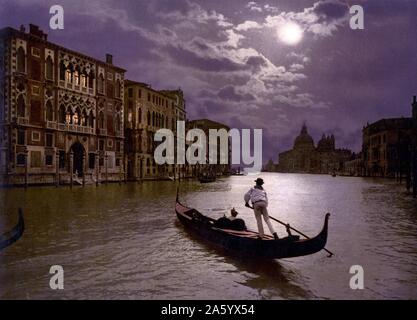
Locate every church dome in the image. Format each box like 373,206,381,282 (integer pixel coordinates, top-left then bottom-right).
293,124,315,150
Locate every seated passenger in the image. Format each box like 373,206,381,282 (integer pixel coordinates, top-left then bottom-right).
228,208,239,221
214,208,247,231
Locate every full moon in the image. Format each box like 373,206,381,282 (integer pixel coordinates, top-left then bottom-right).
278,22,303,45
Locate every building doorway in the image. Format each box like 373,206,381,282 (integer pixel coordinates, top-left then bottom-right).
71,142,85,177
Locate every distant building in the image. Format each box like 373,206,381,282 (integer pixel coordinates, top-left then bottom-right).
262,159,278,172
341,152,365,176
0,24,125,186
362,96,417,178
277,124,352,174
186,119,231,176
123,80,186,180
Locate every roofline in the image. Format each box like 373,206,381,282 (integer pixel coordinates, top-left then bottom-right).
1,25,126,72
365,117,412,126
187,118,230,130
125,79,185,101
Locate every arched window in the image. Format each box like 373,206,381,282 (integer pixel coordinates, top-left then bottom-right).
17,47,25,73
98,74,104,93
166,116,168,128
138,108,142,124
152,112,155,127
115,80,121,98
65,64,73,83
46,101,53,121
73,108,81,125
74,67,80,85
88,71,95,88
59,105,66,123
147,111,150,125
17,95,25,118
66,109,73,124
81,72,87,88
45,56,53,80
81,109,88,126
115,114,121,132
59,61,66,81
98,111,104,129
89,111,94,128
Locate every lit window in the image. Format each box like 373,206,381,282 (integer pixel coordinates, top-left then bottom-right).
65,69,72,83
74,70,80,85
81,74,87,87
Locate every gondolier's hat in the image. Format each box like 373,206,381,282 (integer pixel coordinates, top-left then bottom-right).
254,178,264,185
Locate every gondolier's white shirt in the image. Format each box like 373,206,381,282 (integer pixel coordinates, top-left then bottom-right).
244,187,268,206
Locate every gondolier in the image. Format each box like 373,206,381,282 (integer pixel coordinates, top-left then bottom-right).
175,191,331,258
244,178,279,240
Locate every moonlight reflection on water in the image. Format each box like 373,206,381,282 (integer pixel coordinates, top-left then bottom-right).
0,173,416,299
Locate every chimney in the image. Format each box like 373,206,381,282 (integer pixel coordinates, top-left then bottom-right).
413,95,416,104
106,54,113,65
20,25,26,33
28,24,47,41
29,24,39,34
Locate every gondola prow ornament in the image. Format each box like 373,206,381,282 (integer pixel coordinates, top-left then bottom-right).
0,208,25,251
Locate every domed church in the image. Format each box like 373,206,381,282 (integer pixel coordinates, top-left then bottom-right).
278,124,352,174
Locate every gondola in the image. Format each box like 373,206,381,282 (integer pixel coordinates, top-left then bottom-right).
0,208,25,251
175,197,330,259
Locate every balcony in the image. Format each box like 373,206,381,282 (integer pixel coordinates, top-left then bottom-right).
99,128,107,136
46,121,57,129
57,123,94,134
17,117,29,126
116,130,124,137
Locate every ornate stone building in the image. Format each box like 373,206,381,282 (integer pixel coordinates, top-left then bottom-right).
278,124,352,174
123,80,186,180
0,24,125,186
186,119,231,176
362,96,417,178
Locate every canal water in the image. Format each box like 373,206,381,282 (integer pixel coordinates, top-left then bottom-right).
0,173,416,299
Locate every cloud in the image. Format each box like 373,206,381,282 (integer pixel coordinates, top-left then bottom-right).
236,20,262,31
4,0,402,165
245,1,280,14
239,0,348,38
246,1,263,12
218,85,255,102
165,45,246,72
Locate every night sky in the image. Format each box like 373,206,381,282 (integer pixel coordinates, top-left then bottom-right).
1,0,417,163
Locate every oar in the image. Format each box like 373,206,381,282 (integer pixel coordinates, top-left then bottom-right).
246,204,334,257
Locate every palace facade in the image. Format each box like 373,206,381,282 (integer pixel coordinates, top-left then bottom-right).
123,79,186,180
186,119,231,176
362,96,417,178
277,124,352,174
0,23,233,186
0,24,125,186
